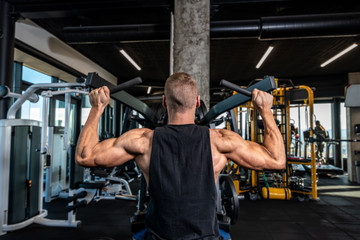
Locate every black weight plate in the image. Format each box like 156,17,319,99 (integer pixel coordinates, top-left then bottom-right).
219,174,239,224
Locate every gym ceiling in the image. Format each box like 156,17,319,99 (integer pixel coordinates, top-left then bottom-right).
6,0,360,105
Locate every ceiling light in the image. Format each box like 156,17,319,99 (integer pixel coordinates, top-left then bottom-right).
256,46,274,69
320,43,358,67
119,49,141,71
147,86,152,94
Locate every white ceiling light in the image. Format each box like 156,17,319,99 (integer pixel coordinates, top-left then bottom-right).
147,86,152,94
256,46,274,69
320,43,358,68
119,49,141,71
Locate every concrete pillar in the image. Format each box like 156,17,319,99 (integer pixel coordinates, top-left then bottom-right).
0,1,16,119
173,0,210,109
346,72,360,182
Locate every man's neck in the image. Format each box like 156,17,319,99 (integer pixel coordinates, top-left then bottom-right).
167,111,195,125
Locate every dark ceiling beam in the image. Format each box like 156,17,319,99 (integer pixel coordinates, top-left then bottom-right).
210,0,292,4
63,24,171,44
213,12,360,39
6,0,173,19
62,12,360,44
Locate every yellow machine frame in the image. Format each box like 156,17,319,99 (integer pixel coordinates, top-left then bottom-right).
285,85,318,200
226,84,318,200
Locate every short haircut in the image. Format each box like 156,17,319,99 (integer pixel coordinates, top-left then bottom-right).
164,72,198,112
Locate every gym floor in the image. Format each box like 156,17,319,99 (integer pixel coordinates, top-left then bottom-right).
2,175,360,240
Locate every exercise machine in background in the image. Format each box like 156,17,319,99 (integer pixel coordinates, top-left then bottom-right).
220,80,321,202
0,73,141,236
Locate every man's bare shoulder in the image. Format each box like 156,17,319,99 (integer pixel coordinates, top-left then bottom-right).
209,128,245,152
209,128,237,140
117,128,154,148
124,128,153,138
116,128,154,156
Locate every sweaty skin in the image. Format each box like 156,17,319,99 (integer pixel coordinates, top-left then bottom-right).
75,86,286,184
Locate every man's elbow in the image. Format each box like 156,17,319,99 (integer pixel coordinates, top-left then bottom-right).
75,155,86,166
273,155,286,170
75,154,95,167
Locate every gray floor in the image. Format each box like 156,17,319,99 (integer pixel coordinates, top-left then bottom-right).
231,174,360,240
1,174,360,240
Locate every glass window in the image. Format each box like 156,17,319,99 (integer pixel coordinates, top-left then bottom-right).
55,99,65,126
22,65,51,84
20,66,52,121
21,93,44,121
314,103,332,135
81,95,91,126
54,99,76,144
314,103,332,158
289,106,309,135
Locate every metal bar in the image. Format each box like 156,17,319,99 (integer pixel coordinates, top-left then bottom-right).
64,90,71,151
112,91,157,124
40,96,49,212
0,85,39,103
85,72,142,94
200,76,276,125
7,82,85,119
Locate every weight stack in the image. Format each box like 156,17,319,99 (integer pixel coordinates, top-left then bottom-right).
0,119,41,225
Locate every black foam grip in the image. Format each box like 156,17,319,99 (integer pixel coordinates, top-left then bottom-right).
85,72,142,93
220,80,252,97
65,200,87,212
110,77,142,94
66,191,87,203
0,86,8,98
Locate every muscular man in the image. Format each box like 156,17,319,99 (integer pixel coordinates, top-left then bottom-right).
76,72,285,239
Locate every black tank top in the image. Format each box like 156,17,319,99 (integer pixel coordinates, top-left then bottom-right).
145,124,219,239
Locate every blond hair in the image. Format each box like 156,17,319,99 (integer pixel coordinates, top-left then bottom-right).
164,72,198,112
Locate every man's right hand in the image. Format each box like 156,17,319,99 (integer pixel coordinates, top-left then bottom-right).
89,86,110,110
252,88,273,113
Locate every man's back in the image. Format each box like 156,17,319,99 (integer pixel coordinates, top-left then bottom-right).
145,124,219,239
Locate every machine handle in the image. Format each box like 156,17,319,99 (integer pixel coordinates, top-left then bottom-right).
220,80,252,97
66,191,87,203
110,77,142,94
85,72,142,93
65,200,87,212
0,85,39,103
0,86,7,97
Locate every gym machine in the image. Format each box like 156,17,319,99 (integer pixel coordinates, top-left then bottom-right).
218,80,320,201
0,73,141,236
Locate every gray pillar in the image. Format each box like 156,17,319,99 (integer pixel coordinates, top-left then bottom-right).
347,72,360,182
173,0,210,109
332,98,341,168
0,1,16,119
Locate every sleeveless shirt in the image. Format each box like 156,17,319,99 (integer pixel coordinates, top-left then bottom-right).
145,124,219,239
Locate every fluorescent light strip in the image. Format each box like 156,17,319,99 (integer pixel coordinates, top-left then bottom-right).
147,86,152,94
120,49,141,71
320,43,358,67
256,46,274,69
